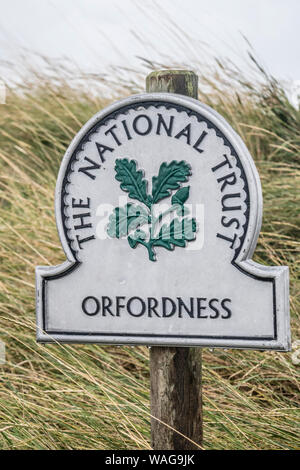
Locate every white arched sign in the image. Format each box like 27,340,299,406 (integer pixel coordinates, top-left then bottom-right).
36,94,290,349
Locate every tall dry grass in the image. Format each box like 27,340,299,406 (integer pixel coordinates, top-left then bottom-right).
0,53,299,449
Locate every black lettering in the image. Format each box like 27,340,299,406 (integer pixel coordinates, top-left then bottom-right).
217,172,237,192
221,216,240,230
162,297,176,317
95,142,114,162
133,115,152,136
221,193,242,211
104,125,121,146
156,113,174,136
102,296,114,316
221,298,232,319
148,297,160,317
197,298,208,318
211,154,233,172
127,297,146,317
216,232,238,249
175,123,191,145
76,234,95,249
82,296,100,316
105,125,121,146
193,130,207,153
177,297,194,318
72,197,90,209
78,156,100,180
116,296,126,317
73,212,92,230
208,298,219,319
121,119,132,140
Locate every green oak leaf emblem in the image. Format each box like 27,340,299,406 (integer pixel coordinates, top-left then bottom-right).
107,158,197,261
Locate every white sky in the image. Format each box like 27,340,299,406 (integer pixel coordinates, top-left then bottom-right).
0,0,299,82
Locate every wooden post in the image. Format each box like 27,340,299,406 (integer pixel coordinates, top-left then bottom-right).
146,70,203,450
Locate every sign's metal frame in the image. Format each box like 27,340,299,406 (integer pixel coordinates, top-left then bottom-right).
36,93,290,350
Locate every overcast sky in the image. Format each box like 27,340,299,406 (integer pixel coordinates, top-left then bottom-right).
0,0,299,83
